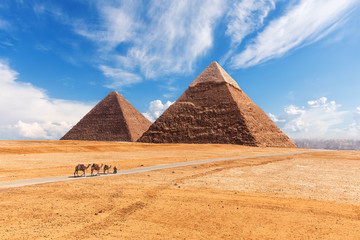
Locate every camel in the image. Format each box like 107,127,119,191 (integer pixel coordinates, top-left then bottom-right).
103,164,112,174
74,164,91,177
91,163,103,176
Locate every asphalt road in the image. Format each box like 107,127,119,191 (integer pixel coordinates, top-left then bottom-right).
0,150,321,189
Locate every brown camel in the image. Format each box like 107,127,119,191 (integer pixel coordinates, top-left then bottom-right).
74,164,91,177
91,163,103,176
103,165,112,174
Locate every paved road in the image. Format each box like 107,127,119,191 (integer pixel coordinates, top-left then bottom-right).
0,150,321,189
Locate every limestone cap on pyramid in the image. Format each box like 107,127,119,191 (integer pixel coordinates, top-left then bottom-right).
189,61,241,90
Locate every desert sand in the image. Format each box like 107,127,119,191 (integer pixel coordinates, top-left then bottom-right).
1,140,360,239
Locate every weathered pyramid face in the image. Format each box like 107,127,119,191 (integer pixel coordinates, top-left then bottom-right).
61,91,151,142
139,61,296,148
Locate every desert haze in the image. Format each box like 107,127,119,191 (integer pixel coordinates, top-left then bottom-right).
294,139,360,150
1,141,360,239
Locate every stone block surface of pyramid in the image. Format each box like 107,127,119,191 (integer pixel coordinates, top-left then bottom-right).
139,62,296,148
61,91,151,141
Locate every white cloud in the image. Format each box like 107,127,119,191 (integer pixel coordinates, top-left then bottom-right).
35,0,358,89
226,0,275,46
126,0,225,78
270,97,350,139
231,0,359,68
74,0,225,80
355,107,360,124
308,97,327,107
268,113,285,123
100,65,142,88
74,1,138,51
143,99,173,122
347,107,360,136
12,121,72,139
220,0,275,65
24,0,359,96
307,97,339,112
0,60,93,140
284,105,306,116
329,107,360,139
75,0,358,82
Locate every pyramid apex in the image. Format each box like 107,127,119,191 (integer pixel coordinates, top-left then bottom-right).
109,91,119,95
104,91,123,104
190,61,241,90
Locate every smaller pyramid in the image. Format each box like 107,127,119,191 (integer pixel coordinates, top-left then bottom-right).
61,91,151,141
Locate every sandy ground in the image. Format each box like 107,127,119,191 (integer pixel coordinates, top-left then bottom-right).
0,140,304,182
1,141,360,239
0,151,317,189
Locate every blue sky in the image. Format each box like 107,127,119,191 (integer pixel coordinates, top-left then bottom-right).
0,0,360,140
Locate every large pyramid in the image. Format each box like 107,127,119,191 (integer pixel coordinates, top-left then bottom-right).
139,62,296,148
61,91,151,141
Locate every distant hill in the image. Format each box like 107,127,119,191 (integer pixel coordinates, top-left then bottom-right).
293,139,360,150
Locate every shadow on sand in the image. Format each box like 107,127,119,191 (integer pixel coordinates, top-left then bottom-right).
68,173,117,178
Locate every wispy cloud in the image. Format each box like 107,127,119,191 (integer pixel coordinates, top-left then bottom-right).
0,40,14,48
0,60,93,140
73,0,225,80
34,44,52,52
226,0,275,46
220,0,275,65
231,0,359,68
24,0,359,89
0,18,9,30
158,78,179,98
100,65,142,88
73,1,139,50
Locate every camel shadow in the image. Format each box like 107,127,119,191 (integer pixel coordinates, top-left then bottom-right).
68,175,87,178
68,172,117,178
